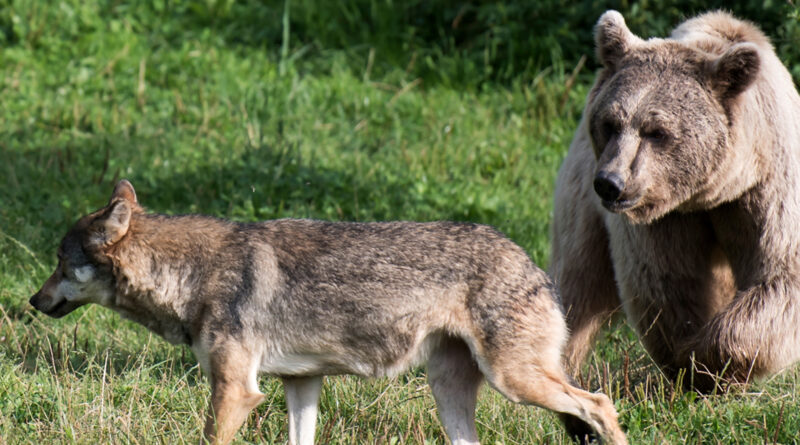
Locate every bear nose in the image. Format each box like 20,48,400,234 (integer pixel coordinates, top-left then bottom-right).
593,171,625,202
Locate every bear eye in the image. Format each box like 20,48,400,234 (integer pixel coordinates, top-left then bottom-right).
643,128,667,142
602,120,620,139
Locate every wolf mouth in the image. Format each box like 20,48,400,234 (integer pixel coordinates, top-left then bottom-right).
45,299,68,316
43,299,81,318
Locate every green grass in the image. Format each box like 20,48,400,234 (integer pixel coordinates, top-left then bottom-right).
1,1,800,443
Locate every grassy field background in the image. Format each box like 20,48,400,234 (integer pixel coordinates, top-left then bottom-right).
1,0,800,443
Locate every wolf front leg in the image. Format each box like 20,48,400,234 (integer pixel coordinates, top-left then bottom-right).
682,276,800,391
283,376,323,445
201,349,265,445
427,337,484,445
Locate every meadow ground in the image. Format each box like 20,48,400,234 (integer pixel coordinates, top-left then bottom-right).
1,1,799,443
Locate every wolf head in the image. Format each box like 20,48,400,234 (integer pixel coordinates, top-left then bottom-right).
29,180,138,318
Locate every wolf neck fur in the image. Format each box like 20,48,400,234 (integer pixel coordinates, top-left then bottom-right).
104,212,235,345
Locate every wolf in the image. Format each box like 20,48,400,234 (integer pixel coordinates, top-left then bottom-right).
30,180,626,445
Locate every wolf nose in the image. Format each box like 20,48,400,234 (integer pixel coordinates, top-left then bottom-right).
29,291,41,311
593,171,624,202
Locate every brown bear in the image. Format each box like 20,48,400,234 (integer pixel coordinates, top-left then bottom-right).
551,10,800,391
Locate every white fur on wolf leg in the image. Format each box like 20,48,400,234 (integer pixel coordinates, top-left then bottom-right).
439,409,479,445
283,376,323,445
426,338,482,445
429,374,481,445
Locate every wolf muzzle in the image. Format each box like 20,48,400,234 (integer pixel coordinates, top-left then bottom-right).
29,291,82,318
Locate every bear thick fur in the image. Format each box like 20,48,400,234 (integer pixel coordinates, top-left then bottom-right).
551,10,800,390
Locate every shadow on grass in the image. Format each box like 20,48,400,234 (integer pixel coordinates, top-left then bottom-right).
2,133,494,254
138,141,496,224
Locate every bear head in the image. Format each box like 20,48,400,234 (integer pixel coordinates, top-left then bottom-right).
587,11,760,224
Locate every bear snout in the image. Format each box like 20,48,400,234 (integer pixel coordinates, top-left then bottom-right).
594,171,625,202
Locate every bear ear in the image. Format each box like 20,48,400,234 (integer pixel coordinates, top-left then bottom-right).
109,179,138,205
87,199,132,248
595,10,642,70
708,42,761,103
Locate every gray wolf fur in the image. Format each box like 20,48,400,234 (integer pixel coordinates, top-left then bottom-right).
552,10,800,391
31,180,626,445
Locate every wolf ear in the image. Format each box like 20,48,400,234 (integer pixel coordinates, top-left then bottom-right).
88,184,135,248
708,43,760,103
88,200,132,248
595,10,642,70
110,179,138,205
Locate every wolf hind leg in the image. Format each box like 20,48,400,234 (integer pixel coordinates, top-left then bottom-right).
487,362,627,445
283,376,323,445
558,374,604,444
472,296,626,445
427,336,484,445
